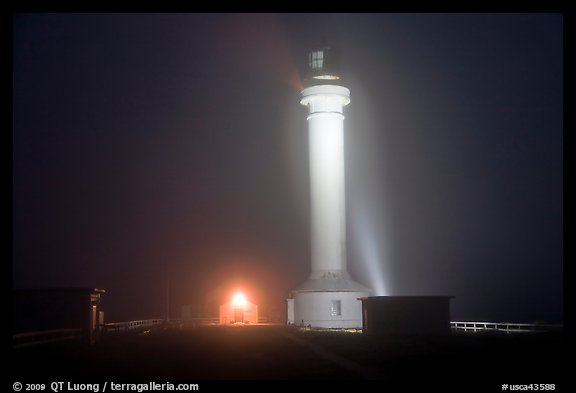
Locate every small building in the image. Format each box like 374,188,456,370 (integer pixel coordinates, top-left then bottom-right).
219,294,258,324
360,296,453,336
13,288,105,344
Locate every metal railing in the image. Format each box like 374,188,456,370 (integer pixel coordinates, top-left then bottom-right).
103,317,226,332
451,321,562,334
13,328,83,349
104,319,165,333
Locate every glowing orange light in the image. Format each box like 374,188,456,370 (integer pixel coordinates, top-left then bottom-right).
232,293,247,308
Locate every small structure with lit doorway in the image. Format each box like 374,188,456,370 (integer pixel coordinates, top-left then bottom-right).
220,293,258,324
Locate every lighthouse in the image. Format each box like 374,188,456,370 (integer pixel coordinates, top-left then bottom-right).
287,43,370,328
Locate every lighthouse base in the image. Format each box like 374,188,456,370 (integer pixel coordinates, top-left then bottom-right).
287,277,370,329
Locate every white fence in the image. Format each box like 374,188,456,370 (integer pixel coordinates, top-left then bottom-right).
104,319,165,332
104,317,224,332
451,321,562,334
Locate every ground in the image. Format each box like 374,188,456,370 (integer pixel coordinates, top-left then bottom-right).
10,325,564,390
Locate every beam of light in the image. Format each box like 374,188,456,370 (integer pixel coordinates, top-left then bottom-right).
350,200,389,296
232,292,247,308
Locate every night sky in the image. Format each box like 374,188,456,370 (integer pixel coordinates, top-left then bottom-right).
13,13,563,323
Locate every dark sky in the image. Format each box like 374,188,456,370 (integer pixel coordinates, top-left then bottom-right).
13,13,563,323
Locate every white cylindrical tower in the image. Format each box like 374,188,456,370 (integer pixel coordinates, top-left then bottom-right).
301,84,350,280
287,43,370,329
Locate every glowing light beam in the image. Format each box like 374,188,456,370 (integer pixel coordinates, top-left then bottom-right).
351,201,389,296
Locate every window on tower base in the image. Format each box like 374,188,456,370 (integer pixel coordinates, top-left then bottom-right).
330,300,342,316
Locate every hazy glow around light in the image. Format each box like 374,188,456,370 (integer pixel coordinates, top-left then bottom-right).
232,293,247,308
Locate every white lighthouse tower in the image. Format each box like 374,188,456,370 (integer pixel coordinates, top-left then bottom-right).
287,43,370,328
